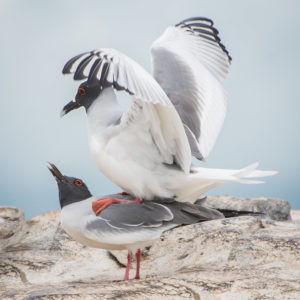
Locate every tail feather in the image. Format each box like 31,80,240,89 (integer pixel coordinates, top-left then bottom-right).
234,162,259,177
175,162,277,202
235,179,264,184
244,170,278,178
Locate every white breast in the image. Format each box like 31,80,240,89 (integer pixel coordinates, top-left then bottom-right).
60,198,173,251
85,87,188,200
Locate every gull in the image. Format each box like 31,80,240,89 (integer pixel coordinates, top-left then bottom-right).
48,162,224,280
60,17,277,210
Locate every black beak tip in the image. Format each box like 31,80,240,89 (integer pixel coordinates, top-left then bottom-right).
47,162,57,178
47,162,65,182
47,161,53,171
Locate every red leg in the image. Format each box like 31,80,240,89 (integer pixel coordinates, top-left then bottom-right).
134,249,141,280
123,250,133,281
92,197,142,215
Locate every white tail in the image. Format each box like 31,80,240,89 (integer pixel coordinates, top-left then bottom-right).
175,162,278,202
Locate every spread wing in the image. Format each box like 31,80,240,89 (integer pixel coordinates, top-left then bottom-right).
63,48,191,173
151,17,231,160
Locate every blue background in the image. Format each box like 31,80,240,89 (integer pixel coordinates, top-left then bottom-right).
1,0,299,219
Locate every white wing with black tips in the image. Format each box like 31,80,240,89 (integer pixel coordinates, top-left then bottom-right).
151,17,231,160
61,17,277,205
62,48,191,173
62,48,171,105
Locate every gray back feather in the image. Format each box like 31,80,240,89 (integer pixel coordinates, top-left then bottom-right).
95,194,224,230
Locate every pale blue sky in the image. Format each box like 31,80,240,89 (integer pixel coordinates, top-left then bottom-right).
0,0,299,219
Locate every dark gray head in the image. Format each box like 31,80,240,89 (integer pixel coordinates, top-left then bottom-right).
60,81,101,117
48,163,92,208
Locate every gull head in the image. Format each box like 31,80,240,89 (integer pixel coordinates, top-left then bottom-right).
47,162,92,208
60,81,101,117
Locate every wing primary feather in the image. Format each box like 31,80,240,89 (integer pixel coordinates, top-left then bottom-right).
193,28,221,41
192,33,231,62
62,51,92,74
87,58,103,86
113,58,135,94
73,53,96,80
151,17,231,159
105,62,114,83
177,17,214,26
178,19,232,62
99,61,111,88
192,32,221,44
185,22,219,34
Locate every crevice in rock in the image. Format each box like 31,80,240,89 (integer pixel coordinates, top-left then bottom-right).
177,266,208,274
49,222,64,251
182,285,201,300
14,265,28,284
2,232,15,239
1,245,32,252
107,251,126,268
0,262,28,283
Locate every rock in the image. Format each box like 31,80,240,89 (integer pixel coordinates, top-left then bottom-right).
204,196,291,221
0,202,300,299
0,207,26,252
291,210,300,224
0,210,120,287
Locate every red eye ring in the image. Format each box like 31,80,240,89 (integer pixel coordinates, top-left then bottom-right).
78,87,86,95
74,179,83,186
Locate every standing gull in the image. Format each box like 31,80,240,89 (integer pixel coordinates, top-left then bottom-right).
61,17,277,211
48,163,224,280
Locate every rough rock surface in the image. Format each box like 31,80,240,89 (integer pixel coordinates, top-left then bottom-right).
0,198,299,299
0,207,27,252
204,196,291,221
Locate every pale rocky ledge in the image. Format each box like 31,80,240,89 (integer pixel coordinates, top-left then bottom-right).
0,196,299,300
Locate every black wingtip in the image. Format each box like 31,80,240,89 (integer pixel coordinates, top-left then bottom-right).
176,17,214,26
217,209,266,218
73,54,95,80
176,16,232,62
87,58,103,86
62,52,87,74
62,50,97,75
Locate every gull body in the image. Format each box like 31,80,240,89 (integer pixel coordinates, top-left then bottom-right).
60,196,175,251
86,88,188,200
61,17,277,203
48,163,224,280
